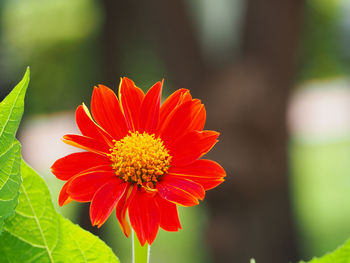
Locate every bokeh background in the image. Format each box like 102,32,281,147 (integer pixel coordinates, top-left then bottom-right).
1,0,350,262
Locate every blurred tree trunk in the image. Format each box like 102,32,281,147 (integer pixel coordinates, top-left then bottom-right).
151,0,303,262
98,0,124,86
204,1,303,262
148,0,209,96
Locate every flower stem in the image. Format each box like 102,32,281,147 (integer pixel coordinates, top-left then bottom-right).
132,230,150,263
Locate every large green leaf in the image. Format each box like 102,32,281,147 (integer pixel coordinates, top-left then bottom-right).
0,68,118,262
0,68,30,231
301,239,350,263
0,161,119,263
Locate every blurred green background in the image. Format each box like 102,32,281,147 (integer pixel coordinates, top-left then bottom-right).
1,0,350,262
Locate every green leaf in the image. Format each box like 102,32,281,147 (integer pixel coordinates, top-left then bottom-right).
0,68,30,231
0,68,29,150
0,161,119,263
300,239,350,263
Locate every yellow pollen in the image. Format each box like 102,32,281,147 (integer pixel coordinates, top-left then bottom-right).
107,131,171,188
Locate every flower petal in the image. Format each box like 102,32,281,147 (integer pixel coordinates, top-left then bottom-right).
63,134,110,155
68,170,116,202
190,102,206,131
157,176,205,207
168,159,226,190
76,104,114,146
59,182,73,206
159,89,190,124
118,77,145,131
129,191,160,245
170,130,219,167
51,152,111,181
158,99,206,146
139,81,162,134
163,175,205,200
116,185,137,237
155,195,181,231
91,85,128,140
90,180,128,228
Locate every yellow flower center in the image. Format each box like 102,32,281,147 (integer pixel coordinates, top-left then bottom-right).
107,131,171,189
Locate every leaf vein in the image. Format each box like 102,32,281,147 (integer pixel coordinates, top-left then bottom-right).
4,229,46,249
15,209,35,219
69,230,88,262
21,183,55,262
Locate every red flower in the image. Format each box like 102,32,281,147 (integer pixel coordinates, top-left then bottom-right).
51,78,226,245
